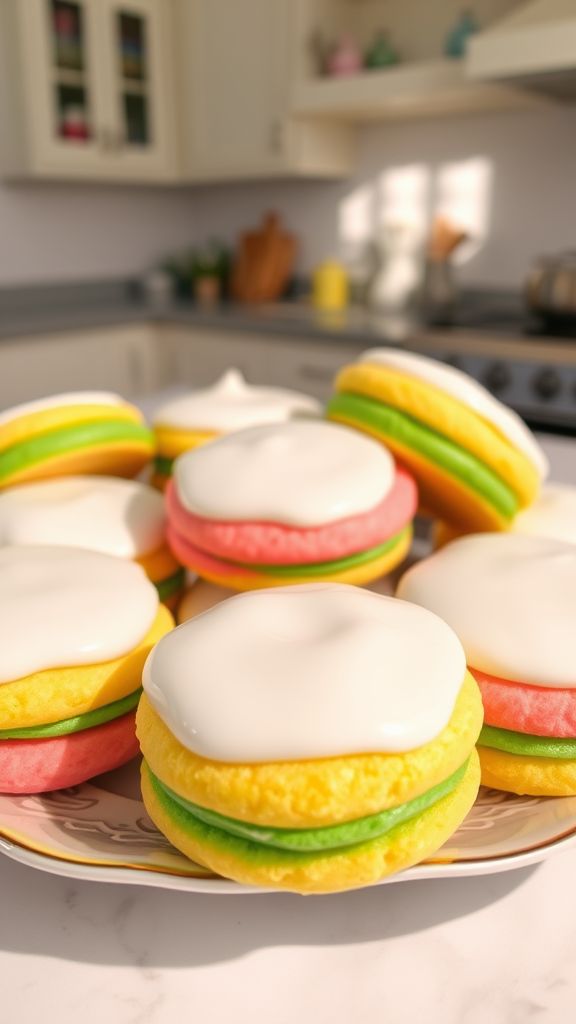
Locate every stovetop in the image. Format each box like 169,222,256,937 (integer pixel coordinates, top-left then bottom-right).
414,295,576,435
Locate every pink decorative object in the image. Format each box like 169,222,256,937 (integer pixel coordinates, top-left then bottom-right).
325,35,363,76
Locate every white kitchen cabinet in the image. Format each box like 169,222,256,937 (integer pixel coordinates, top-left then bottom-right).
468,0,576,99
0,325,158,410
155,324,356,402
175,0,354,181
0,0,178,182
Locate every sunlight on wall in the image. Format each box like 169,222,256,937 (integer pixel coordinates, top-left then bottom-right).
378,163,430,240
337,156,493,268
338,183,375,248
434,156,493,264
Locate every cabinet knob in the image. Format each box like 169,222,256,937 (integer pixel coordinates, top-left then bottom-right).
99,128,123,153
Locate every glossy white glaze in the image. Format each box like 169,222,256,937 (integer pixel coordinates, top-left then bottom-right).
0,392,126,428
174,420,394,526
143,583,466,761
513,483,576,545
0,476,166,557
359,348,548,477
0,546,158,684
398,533,576,687
153,369,320,432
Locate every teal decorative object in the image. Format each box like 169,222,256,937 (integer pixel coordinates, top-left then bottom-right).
365,30,398,69
444,10,479,59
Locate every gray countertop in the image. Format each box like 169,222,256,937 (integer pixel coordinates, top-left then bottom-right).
0,277,544,351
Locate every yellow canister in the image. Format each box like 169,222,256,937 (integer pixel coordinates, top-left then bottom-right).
312,260,349,311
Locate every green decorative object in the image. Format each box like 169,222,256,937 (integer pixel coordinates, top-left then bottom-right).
444,10,479,59
365,31,398,70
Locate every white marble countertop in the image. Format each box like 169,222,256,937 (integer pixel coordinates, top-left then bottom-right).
1,433,575,1024
0,849,573,1024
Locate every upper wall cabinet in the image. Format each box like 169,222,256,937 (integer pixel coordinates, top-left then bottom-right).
175,0,354,181
0,0,178,182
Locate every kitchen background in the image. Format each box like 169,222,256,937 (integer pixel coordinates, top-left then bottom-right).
2,104,576,289
2,0,576,441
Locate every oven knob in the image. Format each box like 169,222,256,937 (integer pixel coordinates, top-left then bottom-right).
483,361,512,393
533,367,561,400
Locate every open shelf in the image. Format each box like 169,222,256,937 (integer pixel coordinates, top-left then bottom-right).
292,58,550,121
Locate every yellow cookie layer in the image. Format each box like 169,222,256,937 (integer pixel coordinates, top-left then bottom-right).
154,426,219,458
141,751,480,894
479,746,576,797
193,527,413,592
136,543,181,583
1,440,154,489
137,670,482,829
433,522,465,549
336,364,539,506
0,402,143,454
330,409,509,531
0,604,174,730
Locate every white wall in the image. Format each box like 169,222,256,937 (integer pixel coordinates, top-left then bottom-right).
1,105,576,289
190,106,576,290
0,181,200,285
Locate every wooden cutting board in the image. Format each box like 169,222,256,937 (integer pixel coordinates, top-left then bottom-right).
231,212,297,304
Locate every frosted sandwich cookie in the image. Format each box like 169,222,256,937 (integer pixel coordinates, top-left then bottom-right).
0,476,185,610
435,481,576,549
0,546,173,793
151,369,320,489
166,420,417,590
138,584,482,894
0,391,155,488
398,534,576,796
327,348,547,532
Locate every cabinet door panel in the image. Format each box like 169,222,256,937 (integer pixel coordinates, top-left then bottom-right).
180,0,289,177
96,0,177,179
0,327,154,410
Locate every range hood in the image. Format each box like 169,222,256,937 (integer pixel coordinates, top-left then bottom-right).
467,0,576,99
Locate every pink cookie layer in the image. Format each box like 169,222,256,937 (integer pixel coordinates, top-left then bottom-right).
0,711,140,794
167,524,257,579
166,466,417,565
472,668,576,739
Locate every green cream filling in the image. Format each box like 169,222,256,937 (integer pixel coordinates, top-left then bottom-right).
238,527,410,578
155,568,186,602
480,724,576,759
154,455,174,476
327,392,518,519
0,419,154,482
0,688,142,740
147,760,468,856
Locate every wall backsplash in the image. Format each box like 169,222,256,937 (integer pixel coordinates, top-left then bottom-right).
1,106,576,291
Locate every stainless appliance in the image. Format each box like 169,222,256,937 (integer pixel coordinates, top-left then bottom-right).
413,294,576,434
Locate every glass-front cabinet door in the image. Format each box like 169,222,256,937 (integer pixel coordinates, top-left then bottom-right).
15,0,176,181
99,0,176,179
20,0,106,174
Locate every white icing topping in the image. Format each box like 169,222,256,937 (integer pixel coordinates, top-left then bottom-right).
513,483,576,545
0,392,126,427
174,420,394,526
0,476,166,557
153,369,320,432
143,583,466,761
0,546,158,684
397,533,576,688
359,348,548,478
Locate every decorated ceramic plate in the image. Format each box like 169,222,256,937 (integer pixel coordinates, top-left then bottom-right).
0,757,575,893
